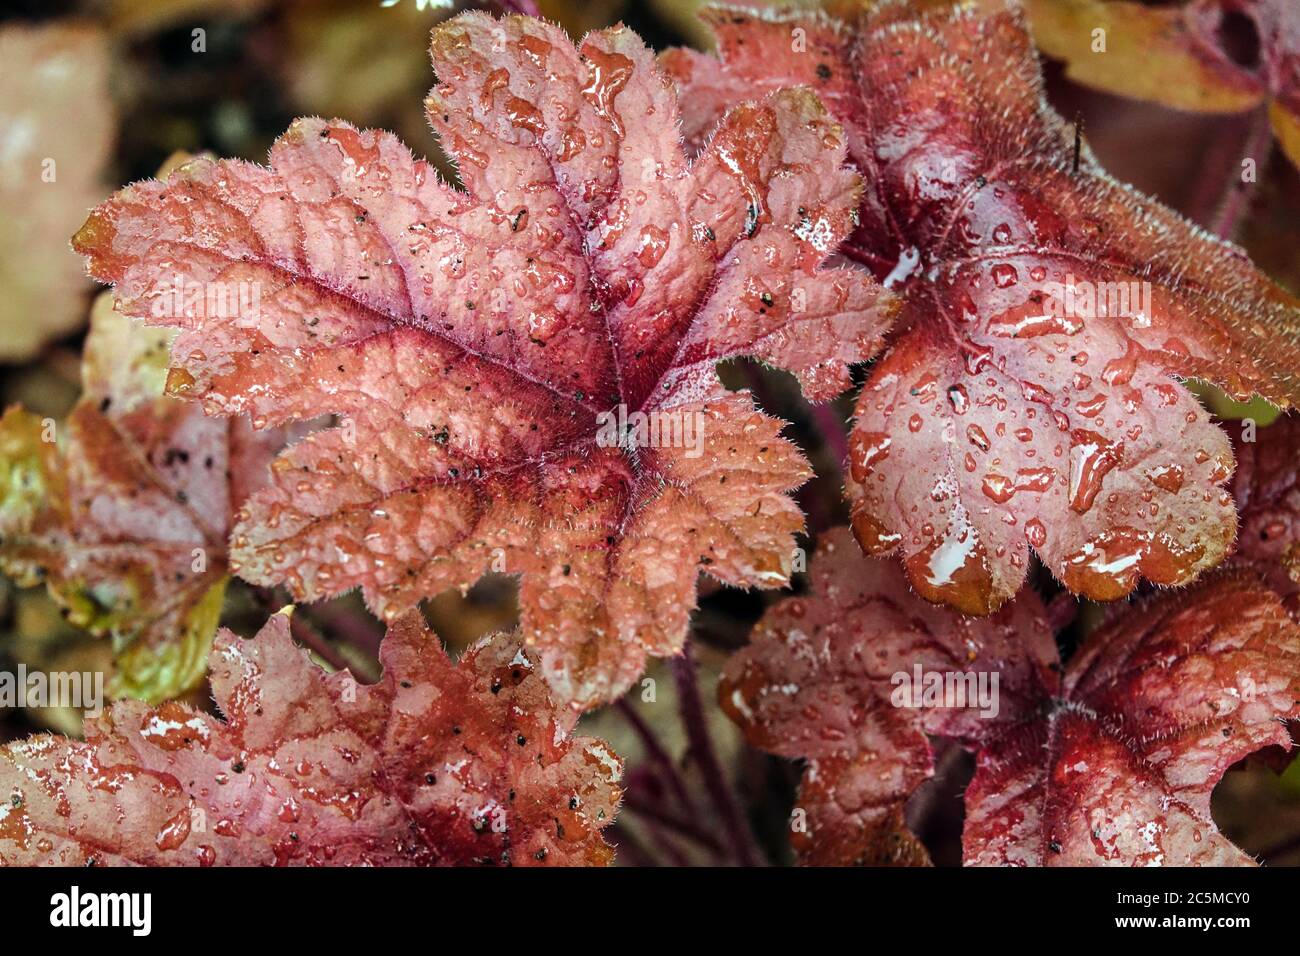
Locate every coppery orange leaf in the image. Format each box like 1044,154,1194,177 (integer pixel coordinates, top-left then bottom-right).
72,12,895,709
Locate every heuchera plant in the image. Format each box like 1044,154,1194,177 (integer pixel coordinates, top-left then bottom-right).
0,0,1298,868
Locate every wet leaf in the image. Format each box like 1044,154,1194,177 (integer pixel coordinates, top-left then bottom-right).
73,12,895,709
719,527,1056,865
668,2,1300,615
1231,413,1300,615
966,572,1300,865
0,295,284,701
722,527,1300,865
0,610,622,866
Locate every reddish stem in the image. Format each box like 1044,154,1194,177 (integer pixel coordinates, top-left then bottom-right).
305,601,385,658
1185,113,1250,227
738,361,780,412
253,587,351,673
840,241,895,273
809,401,849,471
1208,107,1273,240
1045,589,1080,634
616,698,699,817
622,792,726,855
671,643,760,866
289,614,352,673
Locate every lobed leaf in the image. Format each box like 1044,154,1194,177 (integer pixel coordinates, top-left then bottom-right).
73,12,895,708
719,526,1056,864
724,526,1300,865
0,295,283,701
668,1,1300,615
0,611,621,866
966,572,1300,865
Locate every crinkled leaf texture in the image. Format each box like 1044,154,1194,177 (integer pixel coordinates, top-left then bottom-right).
73,12,895,709
1231,414,1300,616
720,527,1057,865
722,527,1300,866
1025,0,1300,170
0,611,622,866
966,572,1300,866
0,23,113,360
0,295,283,702
666,1,1300,616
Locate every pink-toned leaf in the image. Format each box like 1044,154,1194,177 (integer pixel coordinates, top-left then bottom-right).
965,572,1300,865
669,2,1300,615
662,7,861,157
718,526,1057,865
72,12,895,708
0,295,283,701
0,610,622,866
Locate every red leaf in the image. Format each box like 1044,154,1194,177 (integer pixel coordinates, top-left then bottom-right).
966,572,1300,866
719,527,1057,865
0,611,622,866
722,527,1300,865
72,12,894,708
1231,414,1300,616
667,2,1300,614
